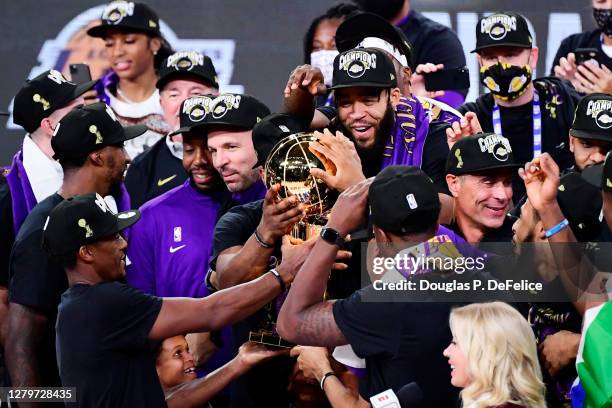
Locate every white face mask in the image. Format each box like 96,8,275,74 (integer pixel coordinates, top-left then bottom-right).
310,49,339,86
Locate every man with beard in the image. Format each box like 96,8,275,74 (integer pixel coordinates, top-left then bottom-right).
459,12,579,203
126,95,234,387
127,94,230,298
5,103,144,396
512,172,602,407
125,51,220,207
565,93,612,174
284,47,451,189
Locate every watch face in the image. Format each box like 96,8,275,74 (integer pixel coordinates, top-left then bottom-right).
321,227,341,244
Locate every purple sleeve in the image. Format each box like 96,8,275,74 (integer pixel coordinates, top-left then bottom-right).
126,211,156,295
434,90,465,109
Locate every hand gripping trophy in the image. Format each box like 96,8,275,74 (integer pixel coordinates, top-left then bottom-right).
248,132,336,348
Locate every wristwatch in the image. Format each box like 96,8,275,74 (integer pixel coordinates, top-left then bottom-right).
320,227,346,247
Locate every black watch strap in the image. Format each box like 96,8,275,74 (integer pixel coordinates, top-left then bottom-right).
320,227,346,246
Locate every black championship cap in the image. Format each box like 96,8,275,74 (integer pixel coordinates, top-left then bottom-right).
42,192,140,257
472,12,533,53
170,93,270,136
570,93,612,142
251,113,308,168
446,133,521,175
369,166,441,234
87,1,161,38
13,70,97,133
557,172,602,242
582,151,612,193
331,48,397,90
51,102,147,162
335,12,413,69
156,51,219,90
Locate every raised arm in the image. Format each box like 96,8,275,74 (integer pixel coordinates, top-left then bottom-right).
282,65,329,128
215,185,305,289
277,179,372,346
165,342,287,408
150,235,315,340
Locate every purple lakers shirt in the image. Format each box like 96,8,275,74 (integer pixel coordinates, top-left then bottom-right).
127,179,231,297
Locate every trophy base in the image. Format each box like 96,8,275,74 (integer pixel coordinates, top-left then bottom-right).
248,330,294,349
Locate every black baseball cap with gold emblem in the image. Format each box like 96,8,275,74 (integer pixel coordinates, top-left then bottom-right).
13,70,97,133
331,48,397,90
583,151,612,193
171,93,270,136
51,102,147,162
472,12,533,53
570,93,612,142
87,1,161,38
156,51,219,90
446,133,522,175
42,192,140,258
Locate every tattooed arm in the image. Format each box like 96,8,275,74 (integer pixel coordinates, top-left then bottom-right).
276,239,347,347
278,180,371,346
5,303,48,403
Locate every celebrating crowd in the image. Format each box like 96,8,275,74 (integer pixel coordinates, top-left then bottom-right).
1,0,611,407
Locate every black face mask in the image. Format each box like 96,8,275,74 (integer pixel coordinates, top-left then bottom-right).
480,61,533,101
593,7,612,37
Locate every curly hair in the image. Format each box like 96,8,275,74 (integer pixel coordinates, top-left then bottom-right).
449,302,546,408
303,3,360,63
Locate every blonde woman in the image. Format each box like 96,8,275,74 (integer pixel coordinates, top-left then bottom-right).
443,302,546,408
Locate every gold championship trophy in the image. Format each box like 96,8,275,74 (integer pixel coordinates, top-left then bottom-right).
248,133,335,348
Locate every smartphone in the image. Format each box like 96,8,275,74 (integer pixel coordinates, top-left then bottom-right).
424,67,470,91
575,48,600,67
69,63,92,83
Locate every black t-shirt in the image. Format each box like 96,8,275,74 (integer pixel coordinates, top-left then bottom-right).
210,199,293,408
333,268,515,406
459,77,579,202
333,287,459,406
398,11,468,97
125,136,188,208
0,178,14,288
56,282,164,407
551,29,612,72
8,193,65,386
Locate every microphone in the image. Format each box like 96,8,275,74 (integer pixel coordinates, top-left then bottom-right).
369,389,400,408
369,382,423,408
396,382,424,407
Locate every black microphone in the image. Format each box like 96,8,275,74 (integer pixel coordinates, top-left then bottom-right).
370,382,423,407
396,382,423,407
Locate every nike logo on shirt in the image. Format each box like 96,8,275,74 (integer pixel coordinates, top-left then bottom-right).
169,244,186,253
158,174,177,186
